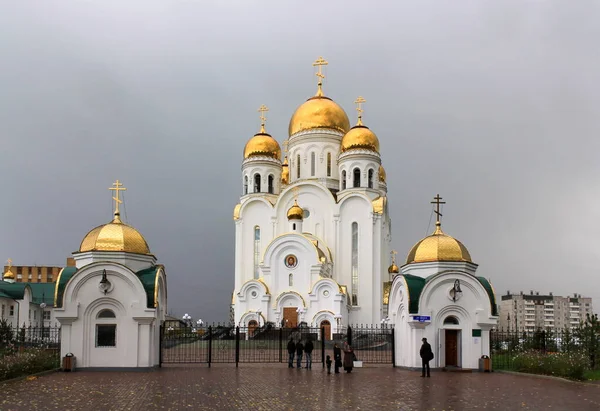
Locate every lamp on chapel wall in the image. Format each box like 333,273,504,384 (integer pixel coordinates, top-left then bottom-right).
451,279,462,302
99,269,111,295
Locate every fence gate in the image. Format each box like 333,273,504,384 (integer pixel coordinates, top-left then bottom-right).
160,322,395,367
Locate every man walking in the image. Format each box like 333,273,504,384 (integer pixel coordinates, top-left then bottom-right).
420,337,433,377
304,339,314,369
296,340,304,369
287,338,296,368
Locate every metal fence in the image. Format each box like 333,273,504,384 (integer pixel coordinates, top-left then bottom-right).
0,323,61,363
160,322,394,367
490,328,600,371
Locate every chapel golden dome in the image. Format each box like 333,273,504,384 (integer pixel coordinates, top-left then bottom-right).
379,165,386,183
287,200,304,220
388,263,399,274
341,124,380,153
405,221,472,265
243,132,281,160
288,96,350,137
79,212,151,255
281,156,289,185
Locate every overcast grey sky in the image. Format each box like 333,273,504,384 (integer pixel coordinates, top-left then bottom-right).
1,1,599,321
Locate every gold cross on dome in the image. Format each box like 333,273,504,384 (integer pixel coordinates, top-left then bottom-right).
6,258,12,270
109,179,127,215
431,194,446,224
354,96,366,125
292,186,300,201
258,104,269,133
282,139,289,155
313,56,328,96
390,250,397,264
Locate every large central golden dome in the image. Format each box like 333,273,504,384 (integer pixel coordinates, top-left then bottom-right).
243,132,281,160
288,96,350,137
79,212,151,255
405,222,471,265
341,124,380,153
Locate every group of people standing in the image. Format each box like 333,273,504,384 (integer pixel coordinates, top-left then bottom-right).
287,338,355,374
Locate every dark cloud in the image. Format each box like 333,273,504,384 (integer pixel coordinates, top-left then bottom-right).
2,1,599,321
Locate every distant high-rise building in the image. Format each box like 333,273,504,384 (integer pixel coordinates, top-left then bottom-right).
498,291,593,331
2,258,75,283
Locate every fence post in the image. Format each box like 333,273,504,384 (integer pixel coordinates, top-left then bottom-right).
235,326,240,367
158,325,163,368
208,326,212,368
279,327,283,363
321,326,325,368
391,327,395,367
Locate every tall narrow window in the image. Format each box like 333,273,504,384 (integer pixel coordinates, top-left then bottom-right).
268,175,274,194
297,154,301,179
289,273,293,287
254,174,261,193
311,152,316,176
326,153,332,177
342,171,347,190
244,176,248,195
368,169,374,188
353,168,361,188
351,222,359,305
254,226,260,279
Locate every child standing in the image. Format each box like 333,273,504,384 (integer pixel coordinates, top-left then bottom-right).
326,355,332,374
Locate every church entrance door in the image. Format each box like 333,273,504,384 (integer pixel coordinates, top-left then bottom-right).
320,320,331,340
248,320,258,337
283,307,297,328
445,329,459,367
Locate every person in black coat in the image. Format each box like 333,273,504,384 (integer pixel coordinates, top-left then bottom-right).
304,339,314,369
296,341,304,369
333,343,342,374
420,337,433,377
287,339,296,368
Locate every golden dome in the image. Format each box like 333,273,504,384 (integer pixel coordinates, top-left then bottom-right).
341,124,380,153
379,165,386,182
243,132,281,160
287,200,304,220
405,222,471,264
3,268,15,280
79,212,151,255
281,156,289,185
288,96,350,136
388,263,399,274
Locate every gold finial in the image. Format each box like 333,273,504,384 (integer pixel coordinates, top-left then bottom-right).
109,180,127,222
282,140,289,156
292,186,300,202
354,96,366,126
258,104,269,133
431,194,446,230
390,250,397,265
312,56,328,97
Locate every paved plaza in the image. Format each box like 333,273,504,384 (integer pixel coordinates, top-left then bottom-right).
1,365,600,410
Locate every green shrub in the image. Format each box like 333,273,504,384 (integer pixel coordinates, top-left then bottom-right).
512,350,588,380
0,348,59,381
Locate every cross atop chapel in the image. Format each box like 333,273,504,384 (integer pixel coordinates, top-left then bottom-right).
354,96,366,125
313,56,328,96
431,194,446,226
109,179,126,219
258,104,269,133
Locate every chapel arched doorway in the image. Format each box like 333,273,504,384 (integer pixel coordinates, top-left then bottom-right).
248,320,258,337
320,320,331,341
443,316,460,367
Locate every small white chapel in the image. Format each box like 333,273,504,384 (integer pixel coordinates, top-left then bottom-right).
388,195,498,369
53,180,167,369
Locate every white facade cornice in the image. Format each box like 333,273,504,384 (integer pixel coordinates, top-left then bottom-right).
241,156,282,168
338,149,381,162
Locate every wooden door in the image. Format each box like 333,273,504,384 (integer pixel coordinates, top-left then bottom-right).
283,307,297,328
445,330,458,366
248,320,258,337
321,320,331,340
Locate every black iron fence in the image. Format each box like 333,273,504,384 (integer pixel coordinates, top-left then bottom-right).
160,322,394,367
0,322,61,361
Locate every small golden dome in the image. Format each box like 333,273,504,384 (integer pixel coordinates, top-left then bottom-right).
379,165,386,182
288,96,350,136
388,263,399,274
281,156,289,185
3,268,15,280
405,222,471,264
341,124,380,153
287,200,304,220
79,212,151,255
243,132,281,160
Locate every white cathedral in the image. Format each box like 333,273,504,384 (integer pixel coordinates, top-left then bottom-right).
231,58,394,336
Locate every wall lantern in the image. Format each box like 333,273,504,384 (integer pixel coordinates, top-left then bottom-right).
451,279,463,302
99,269,111,295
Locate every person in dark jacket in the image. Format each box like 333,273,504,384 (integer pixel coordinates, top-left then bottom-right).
287,339,296,368
296,341,304,369
326,355,332,374
333,343,342,374
420,337,433,377
304,339,314,369
342,342,354,373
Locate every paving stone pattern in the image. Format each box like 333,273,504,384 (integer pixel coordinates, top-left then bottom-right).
1,365,600,410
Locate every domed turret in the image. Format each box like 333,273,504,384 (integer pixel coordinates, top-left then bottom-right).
243,133,281,160
3,259,15,283
341,125,380,153
79,211,151,255
287,200,304,220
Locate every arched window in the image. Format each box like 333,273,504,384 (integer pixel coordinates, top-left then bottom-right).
254,226,260,279
353,168,361,188
244,176,248,195
351,222,359,305
342,171,347,190
311,152,316,176
297,154,301,179
268,175,274,194
97,309,116,319
254,174,261,193
289,273,293,286
326,153,332,177
444,316,459,325
293,223,296,231
368,169,374,189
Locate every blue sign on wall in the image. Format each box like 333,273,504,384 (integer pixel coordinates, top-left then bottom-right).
412,315,431,322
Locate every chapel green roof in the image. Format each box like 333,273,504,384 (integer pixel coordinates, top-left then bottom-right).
54,266,78,308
